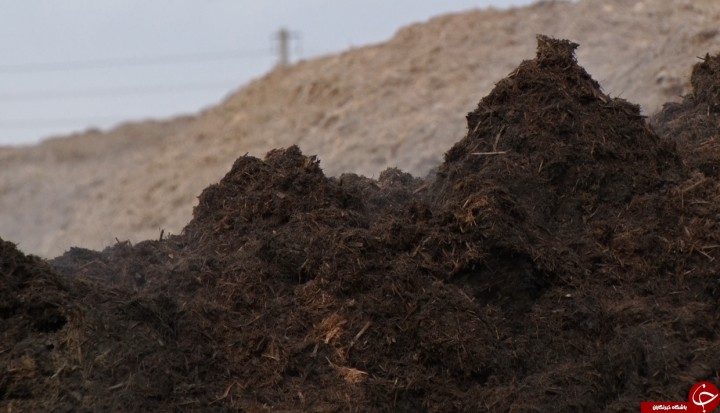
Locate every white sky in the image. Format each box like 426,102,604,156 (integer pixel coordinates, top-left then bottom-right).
0,0,541,146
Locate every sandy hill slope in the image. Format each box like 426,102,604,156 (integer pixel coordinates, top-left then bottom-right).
2,0,720,258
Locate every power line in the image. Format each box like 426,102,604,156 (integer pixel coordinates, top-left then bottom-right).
0,50,273,74
0,117,128,131
0,81,239,102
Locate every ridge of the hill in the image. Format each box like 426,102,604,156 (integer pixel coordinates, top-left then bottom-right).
2,0,720,258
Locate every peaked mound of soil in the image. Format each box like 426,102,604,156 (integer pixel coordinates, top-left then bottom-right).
440,36,679,208
435,35,682,278
2,37,720,412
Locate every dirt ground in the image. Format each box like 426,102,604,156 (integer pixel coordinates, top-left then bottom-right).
2,0,720,258
2,36,720,412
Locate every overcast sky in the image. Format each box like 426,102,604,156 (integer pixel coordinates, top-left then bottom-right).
0,0,542,146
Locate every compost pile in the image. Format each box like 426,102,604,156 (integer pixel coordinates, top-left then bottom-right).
2,37,720,412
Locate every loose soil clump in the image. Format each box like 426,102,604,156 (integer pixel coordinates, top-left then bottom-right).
2,36,720,412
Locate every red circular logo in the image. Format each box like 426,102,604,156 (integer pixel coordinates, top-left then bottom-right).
690,382,720,413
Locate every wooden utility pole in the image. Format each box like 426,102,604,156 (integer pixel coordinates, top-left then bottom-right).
277,28,290,67
275,27,300,67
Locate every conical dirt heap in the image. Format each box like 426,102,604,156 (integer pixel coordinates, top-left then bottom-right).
437,35,680,236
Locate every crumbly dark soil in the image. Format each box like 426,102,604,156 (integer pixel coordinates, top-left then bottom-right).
2,36,720,412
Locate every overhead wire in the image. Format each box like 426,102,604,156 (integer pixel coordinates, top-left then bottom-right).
0,117,133,131
0,50,266,131
0,81,240,102
0,50,274,74
0,45,331,133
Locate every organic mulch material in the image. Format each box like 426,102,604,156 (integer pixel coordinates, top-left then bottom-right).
2,36,720,412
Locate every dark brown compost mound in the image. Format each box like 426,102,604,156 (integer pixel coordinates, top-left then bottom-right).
2,36,720,413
